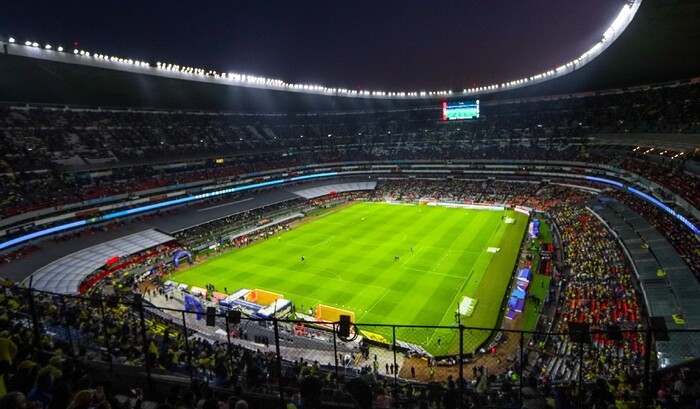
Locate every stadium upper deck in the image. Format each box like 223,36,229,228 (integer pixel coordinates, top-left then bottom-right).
0,82,698,223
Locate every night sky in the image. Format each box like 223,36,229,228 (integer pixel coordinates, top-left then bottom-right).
1,0,629,91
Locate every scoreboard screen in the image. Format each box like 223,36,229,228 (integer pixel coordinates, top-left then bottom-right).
442,100,479,121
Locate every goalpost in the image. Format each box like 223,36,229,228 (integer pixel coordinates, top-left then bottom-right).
246,288,284,305
315,304,355,323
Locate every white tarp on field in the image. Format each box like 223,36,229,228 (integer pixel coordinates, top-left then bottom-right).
459,296,478,317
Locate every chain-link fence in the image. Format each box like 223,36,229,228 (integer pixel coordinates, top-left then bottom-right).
3,284,700,408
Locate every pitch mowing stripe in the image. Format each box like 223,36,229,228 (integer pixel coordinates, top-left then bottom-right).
462,212,528,350
409,210,528,354
424,213,508,349
172,203,527,354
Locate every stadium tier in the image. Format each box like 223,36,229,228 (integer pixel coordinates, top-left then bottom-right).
1,3,700,407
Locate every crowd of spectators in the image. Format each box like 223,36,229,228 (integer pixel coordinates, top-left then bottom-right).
1,277,699,408
518,184,593,212
1,49,700,408
0,280,504,408
548,205,645,381
1,81,698,223
0,245,38,265
0,282,266,408
172,199,306,250
620,157,700,212
1,178,700,407
79,244,178,295
372,179,536,206
0,155,303,219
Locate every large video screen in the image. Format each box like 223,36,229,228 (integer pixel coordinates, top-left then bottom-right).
442,100,479,121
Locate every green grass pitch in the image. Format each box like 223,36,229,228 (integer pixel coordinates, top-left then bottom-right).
173,202,528,354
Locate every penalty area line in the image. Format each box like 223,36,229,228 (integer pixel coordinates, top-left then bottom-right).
357,288,391,322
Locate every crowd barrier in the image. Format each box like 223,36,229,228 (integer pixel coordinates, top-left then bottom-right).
4,285,699,409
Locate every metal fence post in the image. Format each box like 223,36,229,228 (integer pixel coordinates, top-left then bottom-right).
458,324,464,409
393,326,398,400
332,323,339,383
273,318,285,409
578,342,584,409
643,327,652,409
225,314,234,382
135,295,153,394
60,297,74,357
181,310,193,382
26,281,43,361
519,331,524,409
99,298,114,372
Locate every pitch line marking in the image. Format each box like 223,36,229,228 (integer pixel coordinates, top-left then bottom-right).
401,267,466,279
426,215,511,346
286,233,335,247
312,236,335,248
314,220,349,226
274,266,387,292
358,288,391,322
399,246,424,266
427,277,469,347
400,247,473,279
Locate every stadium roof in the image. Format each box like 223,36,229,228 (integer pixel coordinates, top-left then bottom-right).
23,229,174,294
0,0,698,112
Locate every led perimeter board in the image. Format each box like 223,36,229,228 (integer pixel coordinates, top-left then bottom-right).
442,100,479,121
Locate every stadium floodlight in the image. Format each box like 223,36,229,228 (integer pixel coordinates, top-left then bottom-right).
1,2,638,99
610,4,632,32
603,27,615,41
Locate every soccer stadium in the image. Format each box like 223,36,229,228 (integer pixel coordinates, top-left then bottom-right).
0,1,699,408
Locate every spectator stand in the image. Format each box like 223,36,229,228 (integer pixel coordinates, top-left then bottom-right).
1,81,698,234
591,197,700,368
22,229,175,294
543,204,645,382
287,180,377,200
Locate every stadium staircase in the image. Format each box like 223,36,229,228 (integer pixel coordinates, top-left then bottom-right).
245,125,268,145
261,126,277,141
